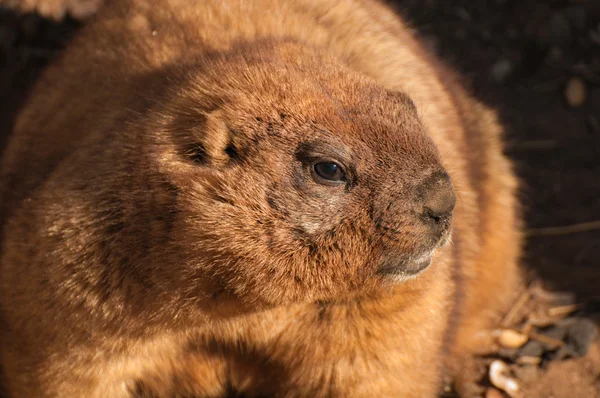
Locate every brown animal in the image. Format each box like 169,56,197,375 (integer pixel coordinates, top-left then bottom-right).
0,0,522,396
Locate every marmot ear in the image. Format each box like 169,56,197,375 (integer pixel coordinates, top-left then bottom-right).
178,110,239,167
384,90,418,120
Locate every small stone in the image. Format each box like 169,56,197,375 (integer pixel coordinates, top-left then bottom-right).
491,58,513,82
455,7,471,21
485,387,505,398
519,340,545,357
564,77,586,108
513,364,541,384
566,318,599,357
496,329,529,349
540,325,568,342
547,47,563,64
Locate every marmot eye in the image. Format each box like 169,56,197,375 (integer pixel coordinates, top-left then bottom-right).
313,161,346,182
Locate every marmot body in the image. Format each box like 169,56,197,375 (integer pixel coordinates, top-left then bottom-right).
0,0,521,396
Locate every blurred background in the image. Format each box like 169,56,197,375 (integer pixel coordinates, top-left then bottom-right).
0,0,599,396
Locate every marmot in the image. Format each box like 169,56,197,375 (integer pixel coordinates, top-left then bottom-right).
0,0,522,396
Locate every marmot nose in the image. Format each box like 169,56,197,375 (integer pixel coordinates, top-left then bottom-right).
421,172,456,224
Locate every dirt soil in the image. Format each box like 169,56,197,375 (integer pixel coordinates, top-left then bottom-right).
0,0,599,397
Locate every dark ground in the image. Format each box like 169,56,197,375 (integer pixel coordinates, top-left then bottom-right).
0,0,599,397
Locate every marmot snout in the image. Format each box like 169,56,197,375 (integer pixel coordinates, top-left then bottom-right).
150,41,454,305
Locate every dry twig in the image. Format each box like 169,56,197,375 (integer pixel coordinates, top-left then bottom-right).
500,289,531,328
528,331,564,349
547,303,583,318
525,220,600,237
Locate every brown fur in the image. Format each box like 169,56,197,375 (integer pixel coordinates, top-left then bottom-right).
0,0,522,396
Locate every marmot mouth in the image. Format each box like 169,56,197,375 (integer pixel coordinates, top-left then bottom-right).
376,251,434,282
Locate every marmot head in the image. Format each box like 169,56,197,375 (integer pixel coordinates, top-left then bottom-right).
135,41,455,308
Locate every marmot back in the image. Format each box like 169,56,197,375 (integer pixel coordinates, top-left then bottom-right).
0,0,521,396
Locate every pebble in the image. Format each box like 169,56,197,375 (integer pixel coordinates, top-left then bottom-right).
566,318,599,357
491,58,513,82
519,340,545,357
455,7,472,21
547,47,563,64
496,329,529,349
564,77,586,108
540,324,568,342
513,364,541,384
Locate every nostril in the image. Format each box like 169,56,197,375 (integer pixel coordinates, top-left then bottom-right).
421,172,456,223
423,191,455,220
424,208,444,223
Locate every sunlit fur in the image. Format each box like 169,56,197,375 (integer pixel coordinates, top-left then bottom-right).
0,0,522,397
